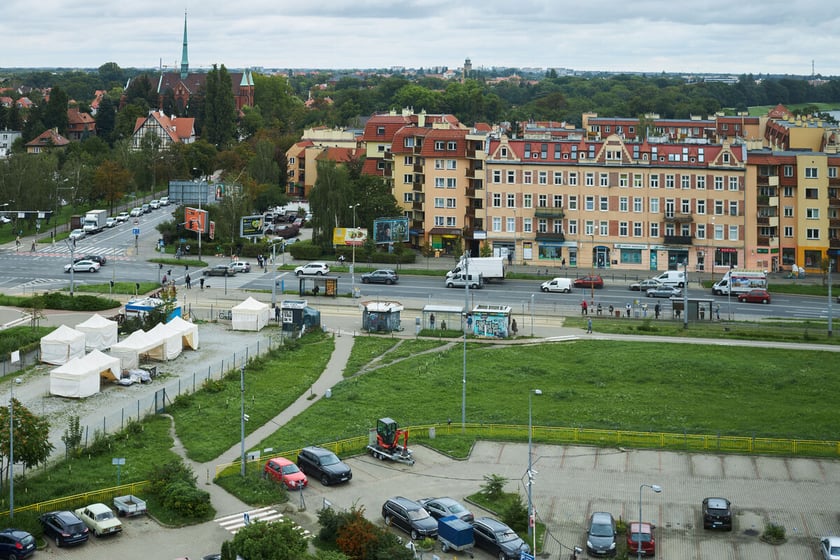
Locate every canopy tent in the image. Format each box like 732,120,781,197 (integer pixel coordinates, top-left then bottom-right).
231,297,270,331
49,350,120,398
166,315,199,350
110,329,163,370
40,325,86,365
146,322,183,361
75,313,118,350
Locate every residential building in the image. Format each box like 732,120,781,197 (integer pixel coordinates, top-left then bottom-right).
131,111,195,150
25,128,70,154
66,108,96,141
0,130,22,158
285,127,360,198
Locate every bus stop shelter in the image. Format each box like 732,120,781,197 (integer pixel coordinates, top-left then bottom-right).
670,297,715,321
361,301,404,333
470,304,512,339
297,275,339,298
421,304,465,331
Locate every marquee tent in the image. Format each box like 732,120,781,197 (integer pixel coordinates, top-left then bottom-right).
49,350,120,398
231,297,270,331
75,313,118,350
110,329,163,370
40,325,86,365
147,322,183,361
166,315,199,349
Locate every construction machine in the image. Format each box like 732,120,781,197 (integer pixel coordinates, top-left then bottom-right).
366,417,415,465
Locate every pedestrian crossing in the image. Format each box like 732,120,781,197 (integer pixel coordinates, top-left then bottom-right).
29,246,130,259
214,506,313,537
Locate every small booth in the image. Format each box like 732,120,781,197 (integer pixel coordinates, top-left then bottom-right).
166,315,199,349
361,301,403,333
231,297,271,331
469,304,512,339
422,304,464,331
279,300,321,333
125,297,181,322
671,297,715,321
49,350,121,398
147,321,183,361
297,275,339,298
75,313,118,351
40,325,87,365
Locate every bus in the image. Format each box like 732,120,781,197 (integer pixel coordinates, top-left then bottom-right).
712,270,767,295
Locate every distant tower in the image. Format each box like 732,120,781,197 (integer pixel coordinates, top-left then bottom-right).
180,10,189,79
463,58,472,82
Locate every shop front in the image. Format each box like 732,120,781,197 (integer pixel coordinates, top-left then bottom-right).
537,240,577,268
429,228,462,255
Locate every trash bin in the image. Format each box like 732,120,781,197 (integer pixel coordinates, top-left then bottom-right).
435,250,441,258
615,310,621,318
429,427,436,439
325,388,332,398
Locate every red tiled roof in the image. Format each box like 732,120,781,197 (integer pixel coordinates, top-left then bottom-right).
25,128,70,148
133,111,194,144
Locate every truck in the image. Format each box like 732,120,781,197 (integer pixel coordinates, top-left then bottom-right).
712,270,767,296
82,209,108,234
446,256,505,282
366,417,414,465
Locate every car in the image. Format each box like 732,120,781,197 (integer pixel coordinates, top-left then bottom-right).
626,521,655,556
105,217,117,228
573,275,604,289
0,215,11,224
39,510,90,547
0,528,36,559
129,207,143,217
361,269,398,284
263,457,308,490
76,254,106,266
65,260,101,273
116,212,130,222
646,285,682,298
202,264,235,277
295,262,329,276
417,497,474,524
296,446,352,485
141,203,151,213
472,516,529,560
820,536,840,560
540,277,572,293
586,511,617,556
149,199,161,209
738,289,771,304
629,278,663,291
229,261,251,273
381,496,438,540
74,502,122,537
159,196,170,206
68,228,86,242
702,497,732,530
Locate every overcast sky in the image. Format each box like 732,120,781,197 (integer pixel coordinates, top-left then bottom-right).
3,0,839,76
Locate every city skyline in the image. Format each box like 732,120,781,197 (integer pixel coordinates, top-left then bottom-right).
2,0,839,76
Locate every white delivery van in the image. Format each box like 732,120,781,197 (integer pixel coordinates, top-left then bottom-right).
712,270,767,295
653,270,686,288
540,277,572,293
445,273,484,289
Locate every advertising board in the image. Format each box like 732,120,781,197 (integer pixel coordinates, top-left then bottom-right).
373,217,408,244
333,227,368,246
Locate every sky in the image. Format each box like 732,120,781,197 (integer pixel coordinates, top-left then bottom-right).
2,0,840,76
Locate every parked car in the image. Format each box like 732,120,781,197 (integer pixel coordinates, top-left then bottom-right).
626,521,655,556
229,261,251,273
702,497,732,530
116,211,130,222
39,510,90,547
573,275,604,289
129,207,143,217
361,269,398,284
159,196,170,206
65,260,101,273
540,277,572,293
0,527,36,559
105,217,117,228
141,203,151,213
472,516,529,560
74,502,122,537
263,457,308,490
202,265,235,277
737,289,771,304
0,215,11,224
646,285,682,298
820,536,840,560
586,511,617,556
417,497,474,524
295,262,330,276
69,228,86,242
296,446,352,485
381,496,438,540
629,278,663,291
76,254,106,266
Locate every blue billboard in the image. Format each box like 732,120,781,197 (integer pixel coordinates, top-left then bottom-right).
373,217,409,244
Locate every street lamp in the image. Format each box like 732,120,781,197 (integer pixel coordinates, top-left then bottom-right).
637,484,662,560
9,377,21,520
349,204,359,295
240,364,247,477
527,388,542,553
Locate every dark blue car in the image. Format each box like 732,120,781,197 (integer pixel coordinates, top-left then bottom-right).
39,510,90,547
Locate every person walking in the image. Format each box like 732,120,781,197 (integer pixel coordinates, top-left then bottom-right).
581,299,588,316
561,257,566,269
511,318,518,336
715,303,721,321
15,235,21,252
185,273,191,289
625,302,632,317
161,274,167,286
274,304,281,323
199,277,205,290
429,313,436,330
586,317,593,334
654,302,661,319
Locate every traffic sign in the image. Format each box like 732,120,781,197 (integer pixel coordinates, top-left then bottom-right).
520,552,535,560
132,228,140,235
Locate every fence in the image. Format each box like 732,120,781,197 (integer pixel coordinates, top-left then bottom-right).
0,481,149,520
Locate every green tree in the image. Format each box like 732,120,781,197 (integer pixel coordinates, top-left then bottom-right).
93,160,131,212
43,85,70,134
0,398,54,479
248,140,281,187
308,160,353,249
231,519,309,560
203,64,237,149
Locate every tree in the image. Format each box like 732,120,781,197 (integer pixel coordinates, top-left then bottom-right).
0,398,54,480
230,519,309,560
248,140,281,187
95,96,117,145
93,160,131,212
308,160,353,249
43,86,70,134
203,64,237,149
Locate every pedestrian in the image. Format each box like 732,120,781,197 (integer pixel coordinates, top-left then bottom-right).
466,313,473,330
561,257,566,269
581,299,588,316
507,251,513,266
429,313,436,330
15,235,20,251
625,302,632,317
312,285,320,296
596,303,602,315
441,319,447,330
511,318,518,336
654,302,661,319
338,254,346,266
715,303,721,321
185,273,191,289
608,304,614,316
586,317,592,334
642,303,648,318
199,277,205,290
30,242,36,252
161,274,167,286
274,304,281,323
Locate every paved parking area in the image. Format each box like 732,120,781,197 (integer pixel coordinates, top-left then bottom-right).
40,441,836,559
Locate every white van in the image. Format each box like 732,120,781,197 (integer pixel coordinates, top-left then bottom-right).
445,273,484,289
540,277,572,293
653,270,686,288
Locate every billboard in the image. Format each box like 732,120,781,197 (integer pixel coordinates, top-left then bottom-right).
240,215,264,237
184,207,208,233
373,217,409,244
333,227,368,246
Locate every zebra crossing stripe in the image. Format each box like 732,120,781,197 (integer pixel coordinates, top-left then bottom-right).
214,507,311,537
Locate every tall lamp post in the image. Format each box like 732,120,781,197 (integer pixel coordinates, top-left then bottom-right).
527,388,543,553
9,377,21,520
349,204,359,295
637,484,662,560
240,364,246,477
461,252,470,433
829,260,834,337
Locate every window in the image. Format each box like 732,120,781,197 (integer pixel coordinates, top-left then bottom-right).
633,174,643,188
728,225,738,241
600,173,609,187
584,220,595,236
434,197,444,208
633,222,643,237
403,193,413,203
434,216,444,226
665,174,675,189
403,137,415,148
446,216,457,226
538,171,548,185
681,199,690,213
447,159,457,170
540,144,548,159
619,197,628,212
553,194,563,208
288,157,295,164
784,226,793,237
553,219,563,233
523,194,533,208
507,193,516,207
619,221,628,236
714,200,724,215
585,196,595,211
805,188,819,199
568,172,578,186
568,195,578,210
446,178,457,188
568,220,578,235
446,198,457,208
722,152,730,164
697,199,705,214
523,218,532,233
377,126,385,135
404,156,413,165
506,217,516,232
523,171,533,184
507,171,516,183
697,175,706,190
714,176,724,190
620,174,629,188
729,201,738,216
492,170,502,183
434,159,444,169
585,173,595,186
492,193,501,207
729,176,739,191
403,174,413,184
805,167,818,179
696,223,706,239
492,217,502,231
435,177,445,188
806,208,820,219
714,224,724,240
599,220,608,236
830,167,838,178
538,194,547,207
500,147,508,157
650,198,659,213
783,186,794,197
650,175,659,189
537,218,547,233
681,175,690,189
553,171,563,185
783,165,794,177
783,206,794,217
600,196,609,211
650,222,659,237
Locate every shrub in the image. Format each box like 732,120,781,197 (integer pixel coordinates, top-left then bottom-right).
148,459,197,495
480,473,508,500
162,480,212,518
763,522,786,543
498,493,528,533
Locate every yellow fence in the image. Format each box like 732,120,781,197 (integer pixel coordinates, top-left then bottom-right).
0,481,149,520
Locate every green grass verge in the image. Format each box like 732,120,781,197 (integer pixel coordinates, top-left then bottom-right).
65,281,161,295
0,325,53,361
149,257,208,268
214,468,291,507
0,292,121,311
343,337,401,376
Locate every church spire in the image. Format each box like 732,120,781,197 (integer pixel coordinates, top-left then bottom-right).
180,10,189,79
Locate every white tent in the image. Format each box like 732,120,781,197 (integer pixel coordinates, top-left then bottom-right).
49,350,120,398
231,297,270,331
75,313,118,350
147,322,183,361
166,315,199,349
40,325,86,365
110,329,163,370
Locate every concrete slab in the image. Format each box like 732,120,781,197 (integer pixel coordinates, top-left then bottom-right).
690,453,724,478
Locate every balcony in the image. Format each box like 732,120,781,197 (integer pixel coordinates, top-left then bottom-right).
830,218,840,228
757,175,779,187
663,235,693,245
412,181,423,192
535,232,566,242
757,216,769,225
664,213,694,223
757,236,771,246
412,201,424,211
534,207,565,219
413,163,424,173
830,197,840,208
831,238,840,248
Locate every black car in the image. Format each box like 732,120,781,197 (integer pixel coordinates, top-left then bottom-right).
381,496,438,540
361,269,399,285
296,446,352,485
0,528,36,559
586,511,617,556
39,510,90,547
702,497,732,530
76,254,107,266
202,265,236,277
473,517,529,560
418,497,474,524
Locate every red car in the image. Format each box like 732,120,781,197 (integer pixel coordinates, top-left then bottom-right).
263,457,308,490
573,275,604,289
737,289,771,304
627,522,656,556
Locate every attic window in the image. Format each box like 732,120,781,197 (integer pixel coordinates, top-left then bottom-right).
377,126,385,135
500,147,508,157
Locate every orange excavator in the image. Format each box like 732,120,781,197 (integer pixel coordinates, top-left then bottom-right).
367,417,415,465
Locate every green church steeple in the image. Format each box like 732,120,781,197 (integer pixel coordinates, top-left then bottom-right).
180,10,189,79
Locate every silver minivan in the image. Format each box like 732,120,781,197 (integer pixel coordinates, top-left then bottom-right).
445,272,484,289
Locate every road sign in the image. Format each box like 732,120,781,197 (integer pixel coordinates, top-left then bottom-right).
520,552,535,560
132,228,141,236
